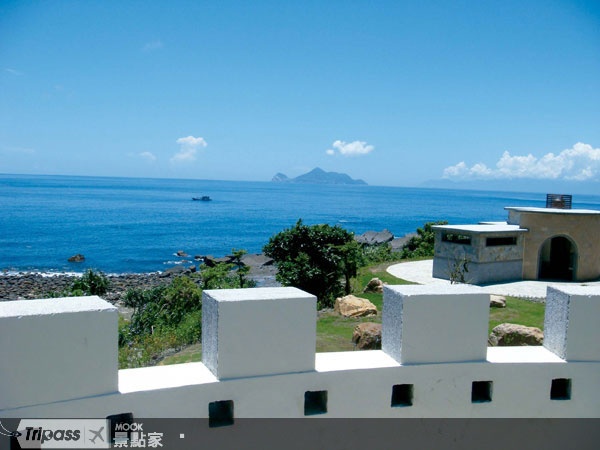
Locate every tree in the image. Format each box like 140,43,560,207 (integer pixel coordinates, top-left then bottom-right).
199,262,234,290
400,221,448,259
337,240,362,295
230,248,250,288
263,219,358,308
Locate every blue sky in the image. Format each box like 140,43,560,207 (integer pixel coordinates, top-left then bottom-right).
1,0,599,188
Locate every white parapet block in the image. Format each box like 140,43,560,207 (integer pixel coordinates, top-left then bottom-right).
382,285,490,364
202,287,317,380
544,286,600,361
0,296,118,411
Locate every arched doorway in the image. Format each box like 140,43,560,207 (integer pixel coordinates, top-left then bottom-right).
538,236,577,281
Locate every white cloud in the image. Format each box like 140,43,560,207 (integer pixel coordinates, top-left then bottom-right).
139,151,157,162
142,40,164,52
170,135,208,164
443,143,600,181
326,140,374,157
4,68,22,76
176,136,207,148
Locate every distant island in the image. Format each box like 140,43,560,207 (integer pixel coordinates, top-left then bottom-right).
271,168,367,185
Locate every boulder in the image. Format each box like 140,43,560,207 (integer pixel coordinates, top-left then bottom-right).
390,233,417,251
240,253,274,268
352,323,382,350
162,265,195,277
488,323,543,346
355,229,394,246
490,295,506,308
363,277,385,294
334,295,378,318
68,254,85,262
176,250,189,257
202,256,232,267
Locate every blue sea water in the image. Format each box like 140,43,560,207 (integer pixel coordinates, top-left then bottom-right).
2,174,600,274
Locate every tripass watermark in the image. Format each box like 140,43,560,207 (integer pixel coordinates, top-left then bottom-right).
1,419,165,448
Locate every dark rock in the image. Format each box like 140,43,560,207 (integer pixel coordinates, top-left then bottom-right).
355,230,394,245
176,250,189,258
163,265,196,277
203,256,232,267
391,233,417,250
68,254,85,262
352,322,382,350
241,253,274,267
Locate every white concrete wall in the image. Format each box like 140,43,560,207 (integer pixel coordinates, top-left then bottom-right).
202,287,316,379
382,284,489,364
0,296,118,411
544,286,600,361
1,287,599,420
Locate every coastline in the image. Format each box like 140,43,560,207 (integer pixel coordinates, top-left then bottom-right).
0,263,279,303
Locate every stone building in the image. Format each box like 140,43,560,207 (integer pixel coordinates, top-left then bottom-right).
432,196,600,284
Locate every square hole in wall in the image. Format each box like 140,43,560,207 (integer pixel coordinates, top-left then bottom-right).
391,384,414,407
471,381,493,403
551,378,572,400
106,412,134,446
209,400,234,427
304,390,328,415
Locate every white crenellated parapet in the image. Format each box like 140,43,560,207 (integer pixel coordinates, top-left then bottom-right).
544,286,600,361
1,285,599,423
0,296,118,411
382,284,490,364
202,287,317,379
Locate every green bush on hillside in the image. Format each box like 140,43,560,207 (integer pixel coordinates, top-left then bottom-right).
71,269,109,296
263,219,360,308
122,276,202,338
46,268,109,298
399,221,448,259
119,255,256,368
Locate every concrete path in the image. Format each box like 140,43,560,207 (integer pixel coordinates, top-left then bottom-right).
386,259,600,300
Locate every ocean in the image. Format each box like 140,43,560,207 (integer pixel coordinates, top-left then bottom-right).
2,174,600,274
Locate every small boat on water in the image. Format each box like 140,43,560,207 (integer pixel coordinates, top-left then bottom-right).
192,196,212,201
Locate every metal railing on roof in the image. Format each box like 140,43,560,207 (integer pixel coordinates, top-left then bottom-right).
546,194,572,209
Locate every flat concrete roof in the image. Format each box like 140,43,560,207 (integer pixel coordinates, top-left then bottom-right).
433,223,526,233
505,206,600,215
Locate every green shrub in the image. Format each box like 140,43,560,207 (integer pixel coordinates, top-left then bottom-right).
263,219,360,308
122,277,202,338
360,243,399,264
118,247,256,368
399,221,448,259
71,269,109,295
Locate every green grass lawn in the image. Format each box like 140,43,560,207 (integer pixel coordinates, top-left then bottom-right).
158,260,546,366
488,296,545,334
158,343,201,366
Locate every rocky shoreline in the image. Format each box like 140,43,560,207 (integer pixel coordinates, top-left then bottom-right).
0,260,279,303
1,229,405,303
0,272,176,302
